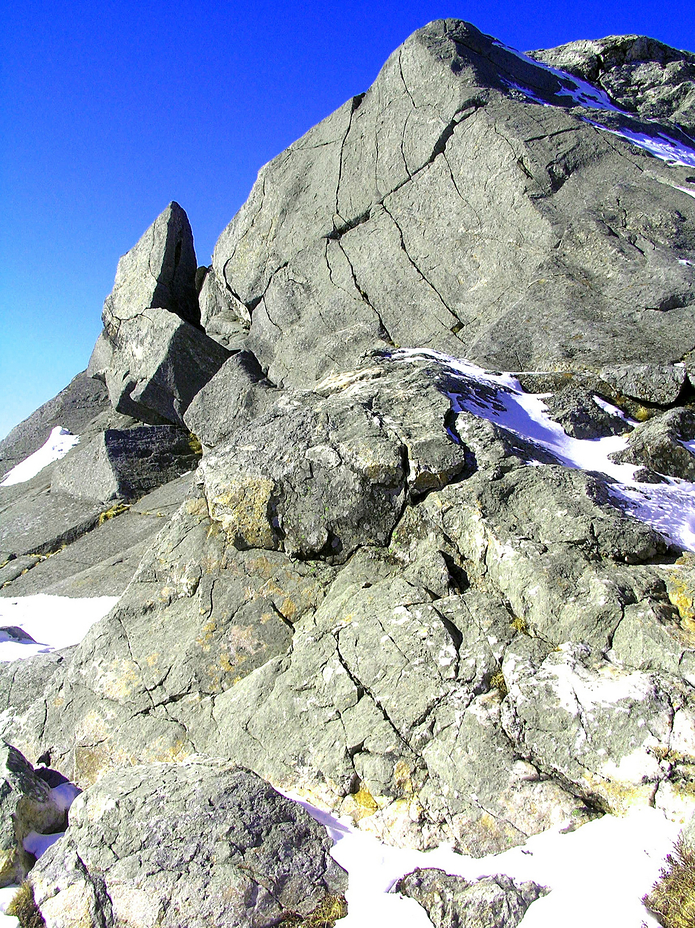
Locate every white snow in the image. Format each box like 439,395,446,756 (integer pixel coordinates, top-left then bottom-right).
391,348,695,551
23,830,64,858
584,120,695,169
0,427,79,487
286,792,680,928
493,39,622,113
0,595,119,661
491,37,695,171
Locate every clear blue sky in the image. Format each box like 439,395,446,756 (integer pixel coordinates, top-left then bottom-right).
2,0,694,439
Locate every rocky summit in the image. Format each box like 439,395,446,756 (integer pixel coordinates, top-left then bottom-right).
2,18,695,927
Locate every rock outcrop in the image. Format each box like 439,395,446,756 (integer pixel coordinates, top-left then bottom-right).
28,761,347,928
4,16,695,927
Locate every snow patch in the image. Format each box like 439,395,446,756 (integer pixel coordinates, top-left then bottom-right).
0,427,79,486
391,348,695,551
0,595,119,661
285,790,679,928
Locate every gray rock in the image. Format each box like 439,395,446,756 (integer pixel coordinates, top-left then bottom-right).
184,350,278,448
0,556,41,588
51,426,199,503
0,373,110,480
0,652,73,726
0,742,66,886
104,307,230,425
209,20,695,399
0,474,194,599
600,363,687,406
395,868,547,928
529,34,695,134
198,265,251,349
610,407,695,480
101,201,200,332
500,640,689,814
29,761,347,928
0,484,102,560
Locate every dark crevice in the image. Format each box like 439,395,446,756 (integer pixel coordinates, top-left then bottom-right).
335,94,366,224
336,240,397,347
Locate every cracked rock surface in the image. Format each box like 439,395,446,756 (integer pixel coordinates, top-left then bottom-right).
28,761,347,928
205,20,695,401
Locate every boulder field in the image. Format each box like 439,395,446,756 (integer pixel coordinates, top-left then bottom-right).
3,18,695,927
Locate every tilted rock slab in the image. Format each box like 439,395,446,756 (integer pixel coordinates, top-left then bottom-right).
101,201,199,332
103,307,230,425
29,761,347,928
93,202,230,425
205,20,695,402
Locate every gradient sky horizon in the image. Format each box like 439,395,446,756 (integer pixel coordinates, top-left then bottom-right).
2,0,695,440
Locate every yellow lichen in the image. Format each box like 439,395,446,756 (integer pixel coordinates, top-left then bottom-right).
7,882,45,928
511,615,529,634
98,503,130,526
280,893,348,927
352,784,378,814
490,670,508,697
187,432,203,456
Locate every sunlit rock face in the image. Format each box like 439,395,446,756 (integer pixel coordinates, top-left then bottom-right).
4,20,695,919
206,20,695,401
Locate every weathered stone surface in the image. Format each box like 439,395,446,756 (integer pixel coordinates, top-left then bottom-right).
500,640,695,818
0,557,41,588
104,308,230,425
530,34,695,133
197,265,250,350
610,407,695,480
0,743,66,886
0,483,102,561
51,426,199,503
198,361,470,561
29,761,347,928
183,350,277,448
209,20,695,397
102,202,200,332
600,363,687,406
396,868,547,928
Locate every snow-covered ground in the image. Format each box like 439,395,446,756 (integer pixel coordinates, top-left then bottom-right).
286,795,680,928
0,427,79,487
0,595,119,661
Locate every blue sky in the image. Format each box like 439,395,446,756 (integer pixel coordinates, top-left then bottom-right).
2,0,695,439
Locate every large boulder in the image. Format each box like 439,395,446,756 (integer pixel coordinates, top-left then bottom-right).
29,761,347,928
103,307,230,425
207,20,695,398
